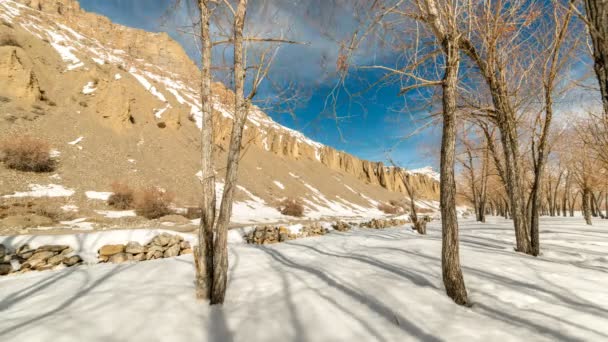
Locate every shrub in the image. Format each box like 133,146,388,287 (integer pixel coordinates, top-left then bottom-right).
0,136,55,172
378,203,399,214
279,198,304,217
135,187,174,219
107,182,135,209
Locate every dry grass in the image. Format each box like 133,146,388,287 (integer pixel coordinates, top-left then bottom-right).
107,182,135,209
135,187,174,219
0,136,55,172
0,198,75,222
279,198,304,217
378,203,399,214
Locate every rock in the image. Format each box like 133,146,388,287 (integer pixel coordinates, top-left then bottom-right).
125,241,144,254
0,263,11,275
17,249,35,260
37,245,70,253
60,247,74,255
108,253,132,264
179,241,191,250
47,254,65,265
0,244,5,259
278,226,290,242
152,233,172,247
146,245,164,254
179,248,192,255
99,255,109,263
99,244,125,256
16,244,30,254
153,250,163,259
132,253,145,261
332,221,351,232
28,250,56,261
164,244,180,258
168,234,183,246
63,255,82,266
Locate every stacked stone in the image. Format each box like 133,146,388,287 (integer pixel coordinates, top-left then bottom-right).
298,222,329,237
332,221,351,232
245,226,297,244
0,243,82,276
98,233,192,264
359,218,408,229
245,223,329,245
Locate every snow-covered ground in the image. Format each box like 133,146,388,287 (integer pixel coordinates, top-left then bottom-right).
1,216,607,341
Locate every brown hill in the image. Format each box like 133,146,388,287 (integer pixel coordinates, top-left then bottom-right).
0,0,439,224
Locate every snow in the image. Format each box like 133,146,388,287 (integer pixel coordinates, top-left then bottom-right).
128,68,167,102
154,104,171,119
82,81,97,95
67,136,83,145
114,73,122,80
95,210,136,218
273,181,285,190
85,191,112,201
2,184,74,198
409,166,440,182
1,217,607,341
49,149,61,158
61,204,78,212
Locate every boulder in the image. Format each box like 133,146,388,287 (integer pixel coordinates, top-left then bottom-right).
60,247,75,256
152,233,172,247
47,254,65,265
28,250,56,261
0,263,11,275
179,248,192,255
146,245,164,254
164,244,181,258
63,255,82,266
17,249,35,260
125,241,144,254
132,253,145,261
168,234,183,246
0,244,5,259
99,255,109,263
179,241,191,250
108,253,132,264
99,244,125,256
38,245,70,253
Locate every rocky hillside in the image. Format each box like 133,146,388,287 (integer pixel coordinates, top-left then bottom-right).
0,0,439,224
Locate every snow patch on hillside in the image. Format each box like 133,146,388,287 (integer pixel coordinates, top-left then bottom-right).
3,184,75,198
409,166,440,181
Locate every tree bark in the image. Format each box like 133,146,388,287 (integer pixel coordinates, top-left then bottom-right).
440,36,468,306
211,0,249,305
582,188,593,225
196,0,216,301
584,0,608,116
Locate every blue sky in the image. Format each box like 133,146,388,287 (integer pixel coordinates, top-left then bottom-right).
79,0,440,169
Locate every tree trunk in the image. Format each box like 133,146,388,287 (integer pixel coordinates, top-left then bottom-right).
195,0,216,301
584,0,608,116
211,0,249,305
440,37,468,306
582,188,593,225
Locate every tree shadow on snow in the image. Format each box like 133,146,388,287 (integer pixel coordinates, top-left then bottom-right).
258,246,442,342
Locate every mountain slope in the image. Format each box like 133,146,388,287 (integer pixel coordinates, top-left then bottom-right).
0,0,439,223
